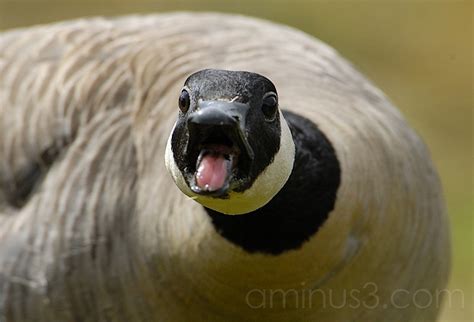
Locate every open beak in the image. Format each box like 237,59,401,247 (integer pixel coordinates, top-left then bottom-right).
186,100,254,197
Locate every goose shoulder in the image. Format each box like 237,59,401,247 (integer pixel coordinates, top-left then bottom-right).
0,13,450,322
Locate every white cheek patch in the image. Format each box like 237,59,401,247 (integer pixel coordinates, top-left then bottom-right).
165,111,295,215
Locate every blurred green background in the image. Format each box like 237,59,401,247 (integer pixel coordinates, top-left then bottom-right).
0,0,472,320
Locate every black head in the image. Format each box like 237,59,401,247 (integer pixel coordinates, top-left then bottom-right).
165,69,295,214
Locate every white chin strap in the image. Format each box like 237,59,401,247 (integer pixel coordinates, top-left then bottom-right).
165,111,295,215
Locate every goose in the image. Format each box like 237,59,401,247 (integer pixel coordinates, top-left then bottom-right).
0,12,450,322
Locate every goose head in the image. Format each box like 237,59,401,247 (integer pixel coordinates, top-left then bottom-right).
165,69,295,215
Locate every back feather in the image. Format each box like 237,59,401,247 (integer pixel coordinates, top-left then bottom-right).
0,13,449,322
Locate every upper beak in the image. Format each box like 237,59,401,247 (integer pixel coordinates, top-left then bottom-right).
187,100,255,160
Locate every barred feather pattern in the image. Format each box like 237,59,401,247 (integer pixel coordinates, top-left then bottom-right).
0,13,450,321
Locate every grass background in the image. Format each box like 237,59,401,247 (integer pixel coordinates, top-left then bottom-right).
0,0,472,320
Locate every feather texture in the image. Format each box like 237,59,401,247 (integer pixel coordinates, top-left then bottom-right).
0,13,450,321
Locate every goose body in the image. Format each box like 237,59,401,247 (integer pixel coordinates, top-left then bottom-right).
0,13,449,321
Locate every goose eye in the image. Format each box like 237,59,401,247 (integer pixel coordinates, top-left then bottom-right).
178,89,190,113
262,93,278,121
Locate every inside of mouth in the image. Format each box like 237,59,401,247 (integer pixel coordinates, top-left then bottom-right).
191,127,242,193
195,147,233,192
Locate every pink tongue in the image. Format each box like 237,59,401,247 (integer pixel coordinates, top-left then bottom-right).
196,154,230,191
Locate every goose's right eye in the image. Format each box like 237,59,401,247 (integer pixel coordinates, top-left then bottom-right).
178,89,190,113
262,92,278,121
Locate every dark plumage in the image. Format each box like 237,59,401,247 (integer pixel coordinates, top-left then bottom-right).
0,13,449,322
207,110,340,254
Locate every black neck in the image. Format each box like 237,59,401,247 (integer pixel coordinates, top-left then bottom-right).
205,110,341,255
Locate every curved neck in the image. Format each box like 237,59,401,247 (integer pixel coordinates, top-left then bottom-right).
204,110,341,255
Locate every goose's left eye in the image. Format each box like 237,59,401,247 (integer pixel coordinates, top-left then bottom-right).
262,93,278,121
178,89,191,113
